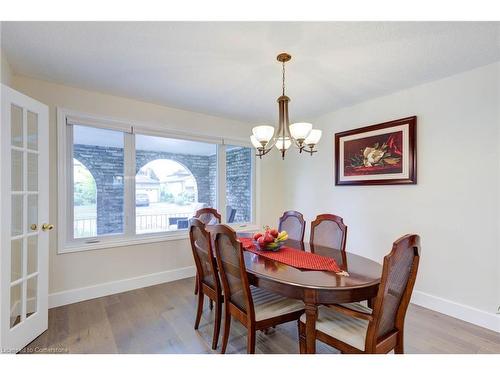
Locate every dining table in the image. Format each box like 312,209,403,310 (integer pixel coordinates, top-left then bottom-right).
206,228,383,354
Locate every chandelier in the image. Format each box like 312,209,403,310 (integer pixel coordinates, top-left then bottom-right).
250,53,322,160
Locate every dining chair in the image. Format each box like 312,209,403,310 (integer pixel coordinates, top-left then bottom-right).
212,224,305,354
278,210,306,242
193,208,222,296
310,214,347,251
189,218,223,350
298,234,421,354
194,207,222,225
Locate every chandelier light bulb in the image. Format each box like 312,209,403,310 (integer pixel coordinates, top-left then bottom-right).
289,122,312,141
275,136,292,151
250,135,262,149
304,129,322,145
252,125,275,144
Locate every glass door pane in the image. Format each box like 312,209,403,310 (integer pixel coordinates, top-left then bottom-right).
11,195,23,236
27,194,38,233
10,239,23,282
10,284,22,329
11,150,23,191
26,277,38,318
27,153,38,191
27,235,38,276
11,104,23,147
27,111,38,151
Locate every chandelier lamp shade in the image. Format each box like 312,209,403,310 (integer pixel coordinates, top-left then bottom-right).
250,53,322,159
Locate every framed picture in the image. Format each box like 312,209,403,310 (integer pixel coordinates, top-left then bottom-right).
335,116,416,185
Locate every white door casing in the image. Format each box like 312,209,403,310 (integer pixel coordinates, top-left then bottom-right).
0,85,49,353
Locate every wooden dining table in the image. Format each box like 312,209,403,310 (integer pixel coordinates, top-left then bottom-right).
206,228,382,354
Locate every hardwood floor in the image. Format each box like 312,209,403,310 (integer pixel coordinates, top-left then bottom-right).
22,277,500,354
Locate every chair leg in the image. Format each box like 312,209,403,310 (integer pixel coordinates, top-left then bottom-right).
298,320,306,354
247,324,256,354
221,307,231,354
212,298,222,350
194,273,199,295
194,290,204,329
394,332,404,354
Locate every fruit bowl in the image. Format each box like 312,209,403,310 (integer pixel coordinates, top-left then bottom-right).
253,239,285,252
252,227,288,252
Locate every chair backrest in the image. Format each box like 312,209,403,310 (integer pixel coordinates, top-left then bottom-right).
194,207,221,225
278,210,306,242
366,234,421,348
212,224,254,318
310,214,347,251
189,218,220,292
226,205,237,223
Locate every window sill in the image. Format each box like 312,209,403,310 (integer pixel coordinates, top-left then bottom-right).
58,224,260,254
59,231,190,254
228,223,260,232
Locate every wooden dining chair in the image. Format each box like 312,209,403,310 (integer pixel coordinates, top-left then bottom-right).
298,234,421,354
193,208,222,295
310,214,347,251
278,210,306,242
194,207,222,225
212,224,305,354
189,218,223,350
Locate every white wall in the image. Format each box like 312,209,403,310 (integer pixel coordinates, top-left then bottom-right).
0,48,13,85
283,63,500,321
10,75,285,302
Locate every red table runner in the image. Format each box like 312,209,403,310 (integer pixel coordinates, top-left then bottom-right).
239,237,348,276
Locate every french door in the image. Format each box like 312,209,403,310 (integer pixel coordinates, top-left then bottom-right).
0,85,50,352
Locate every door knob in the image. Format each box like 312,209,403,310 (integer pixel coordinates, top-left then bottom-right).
30,224,38,231
42,223,54,231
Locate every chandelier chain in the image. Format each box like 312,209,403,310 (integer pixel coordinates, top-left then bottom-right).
282,61,286,96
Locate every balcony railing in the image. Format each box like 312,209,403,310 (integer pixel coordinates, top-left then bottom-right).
74,217,97,238
136,212,191,234
74,211,193,238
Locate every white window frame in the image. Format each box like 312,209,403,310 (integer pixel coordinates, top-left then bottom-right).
57,108,258,253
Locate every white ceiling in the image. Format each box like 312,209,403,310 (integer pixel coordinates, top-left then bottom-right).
2,22,500,123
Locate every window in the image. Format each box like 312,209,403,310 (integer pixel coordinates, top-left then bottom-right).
225,145,252,224
71,125,125,240
73,158,96,238
59,110,256,252
135,134,217,234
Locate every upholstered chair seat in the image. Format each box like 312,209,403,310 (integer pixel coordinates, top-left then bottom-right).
250,286,304,321
300,303,372,351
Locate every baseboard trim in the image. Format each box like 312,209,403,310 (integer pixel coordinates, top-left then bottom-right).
49,266,196,308
411,290,500,333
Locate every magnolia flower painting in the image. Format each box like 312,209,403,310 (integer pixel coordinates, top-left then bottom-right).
335,117,416,185
346,132,403,174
